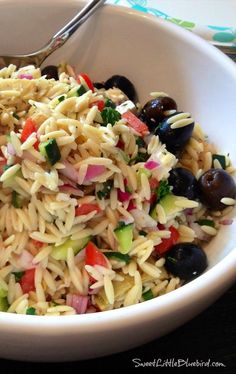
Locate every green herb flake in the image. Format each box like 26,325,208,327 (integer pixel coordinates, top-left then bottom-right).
12,271,25,282
196,219,215,227
58,95,65,102
105,98,116,109
76,85,87,96
26,307,36,315
142,289,153,301
13,113,20,120
97,180,113,200
139,230,147,237
103,251,131,264
101,107,121,126
212,154,226,169
3,165,11,172
156,180,171,201
136,137,146,148
130,152,149,164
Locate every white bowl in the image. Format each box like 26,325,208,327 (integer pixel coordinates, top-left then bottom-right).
0,0,235,362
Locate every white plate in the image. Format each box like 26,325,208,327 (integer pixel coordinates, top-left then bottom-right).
109,0,236,45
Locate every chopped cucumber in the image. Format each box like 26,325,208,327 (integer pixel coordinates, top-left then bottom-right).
51,236,91,260
26,307,36,315
76,85,87,96
39,138,61,165
151,194,183,220
0,288,7,298
114,223,133,254
12,191,25,208
142,289,153,301
103,251,131,264
212,154,226,169
2,168,22,190
0,297,9,312
137,167,152,185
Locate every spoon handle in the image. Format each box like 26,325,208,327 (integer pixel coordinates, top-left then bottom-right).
39,0,106,62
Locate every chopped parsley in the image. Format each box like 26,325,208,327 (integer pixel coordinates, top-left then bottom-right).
196,219,215,227
105,98,116,109
58,95,65,102
136,137,146,148
12,271,25,282
212,154,226,169
26,307,36,315
101,107,121,126
156,180,171,201
142,289,153,301
130,152,149,164
97,180,113,199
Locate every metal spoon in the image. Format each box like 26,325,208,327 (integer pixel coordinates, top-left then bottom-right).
0,0,106,69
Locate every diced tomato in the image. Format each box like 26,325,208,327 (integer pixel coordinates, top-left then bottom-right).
127,200,136,211
155,226,180,255
149,178,159,190
31,239,44,249
0,158,7,175
116,139,125,150
122,111,149,136
89,100,105,112
19,268,36,293
21,118,39,150
85,242,108,268
75,203,101,216
77,73,94,92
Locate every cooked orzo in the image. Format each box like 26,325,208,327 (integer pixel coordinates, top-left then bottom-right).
0,63,235,316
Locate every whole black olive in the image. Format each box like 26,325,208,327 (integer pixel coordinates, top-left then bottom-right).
104,75,136,101
198,168,236,211
141,96,177,130
156,112,194,154
165,243,208,281
93,82,105,89
41,65,59,80
168,167,199,200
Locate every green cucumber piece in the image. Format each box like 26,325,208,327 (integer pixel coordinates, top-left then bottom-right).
39,138,61,165
212,154,226,169
0,288,7,298
51,236,91,260
103,251,131,264
151,193,184,220
2,168,22,190
76,85,87,96
114,223,133,254
142,289,153,301
26,307,36,315
0,297,9,312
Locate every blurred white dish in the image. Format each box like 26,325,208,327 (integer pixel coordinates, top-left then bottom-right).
0,0,235,362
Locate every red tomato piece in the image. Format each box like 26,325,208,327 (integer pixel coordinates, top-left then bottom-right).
122,111,149,136
155,226,180,255
21,118,39,150
75,204,101,216
85,242,108,268
77,73,94,92
89,100,105,112
31,239,44,249
20,268,36,293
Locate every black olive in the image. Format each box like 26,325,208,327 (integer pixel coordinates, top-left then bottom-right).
93,82,105,89
156,112,194,154
168,167,199,200
41,65,59,80
198,168,236,211
165,243,208,281
141,96,177,130
104,75,136,101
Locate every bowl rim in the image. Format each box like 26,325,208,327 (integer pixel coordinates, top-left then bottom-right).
0,1,235,329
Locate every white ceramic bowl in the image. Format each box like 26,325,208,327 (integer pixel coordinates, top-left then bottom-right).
0,0,235,362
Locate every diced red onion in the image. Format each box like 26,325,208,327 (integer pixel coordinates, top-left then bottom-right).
131,208,157,228
59,161,79,183
144,160,159,170
22,150,37,161
127,200,136,211
66,294,89,314
74,248,86,263
17,250,36,270
189,222,209,241
84,165,106,181
59,176,78,189
18,74,33,80
59,185,83,197
7,143,16,156
219,219,233,225
117,188,131,202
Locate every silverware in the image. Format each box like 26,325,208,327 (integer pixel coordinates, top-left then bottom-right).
0,0,106,69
